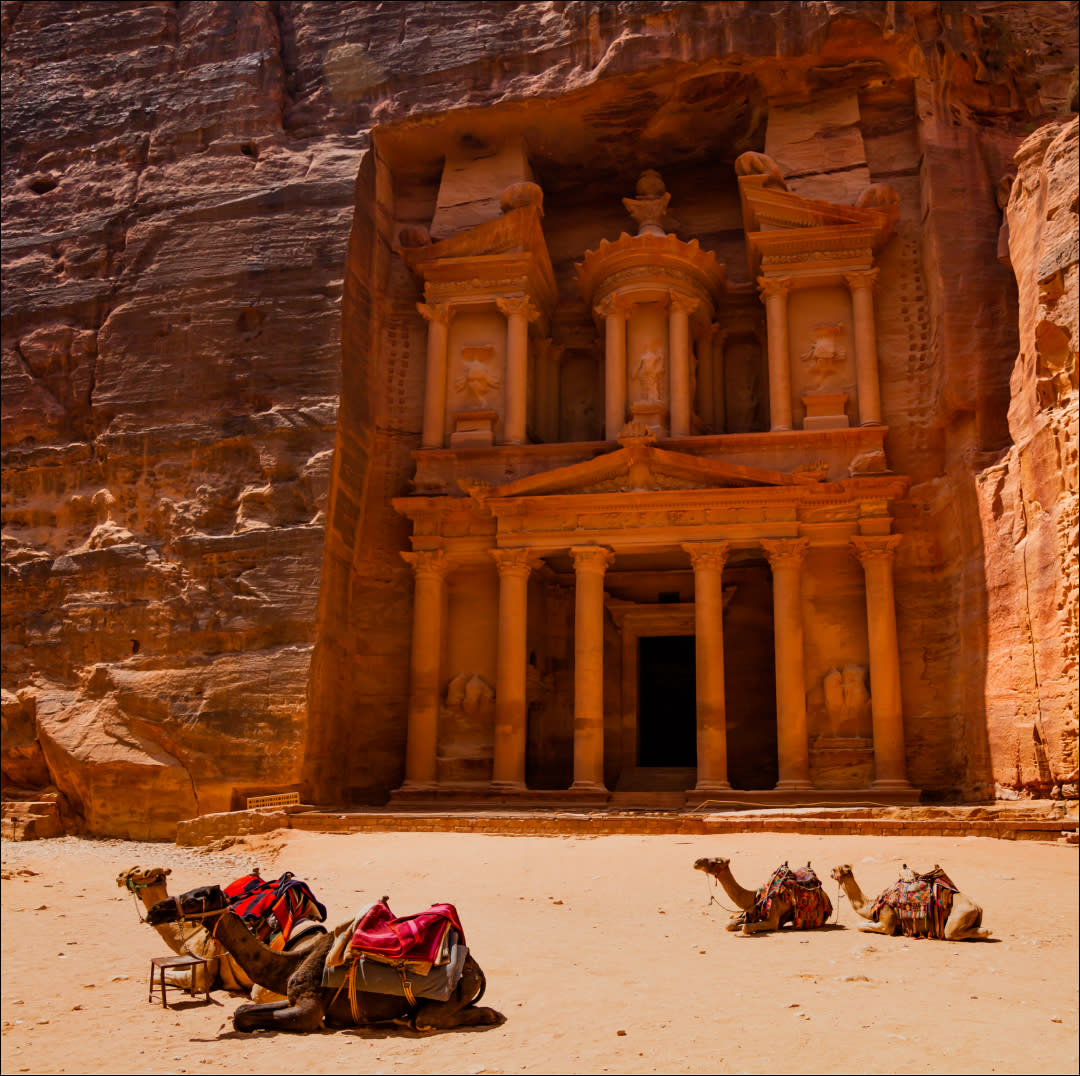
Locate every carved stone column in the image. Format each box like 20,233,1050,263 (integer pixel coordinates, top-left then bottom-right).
683,541,732,791
845,269,883,426
490,549,536,791
399,549,451,788
851,535,911,789
669,294,699,437
498,297,540,445
762,538,813,790
758,276,793,432
596,295,629,440
418,303,452,448
570,546,615,790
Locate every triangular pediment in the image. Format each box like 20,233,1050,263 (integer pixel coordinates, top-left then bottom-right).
465,437,824,502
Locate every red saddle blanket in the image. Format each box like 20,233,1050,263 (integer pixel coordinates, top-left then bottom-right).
223,872,327,946
348,900,465,970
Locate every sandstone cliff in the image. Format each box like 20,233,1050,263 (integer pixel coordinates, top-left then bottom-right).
2,2,1077,835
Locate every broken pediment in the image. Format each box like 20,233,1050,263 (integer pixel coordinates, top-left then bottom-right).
470,433,826,501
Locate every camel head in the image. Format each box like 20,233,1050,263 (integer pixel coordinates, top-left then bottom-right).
146,884,228,927
117,865,171,892
693,857,729,874
830,864,854,882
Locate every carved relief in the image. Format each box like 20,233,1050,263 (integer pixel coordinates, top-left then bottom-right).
455,345,501,407
822,665,871,737
632,343,665,403
800,323,847,389
445,671,495,713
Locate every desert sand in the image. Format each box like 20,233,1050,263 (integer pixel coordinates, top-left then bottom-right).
1,827,1077,1075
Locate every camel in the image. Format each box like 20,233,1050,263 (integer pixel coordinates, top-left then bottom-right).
694,857,833,934
830,863,990,940
117,866,321,999
147,884,503,1033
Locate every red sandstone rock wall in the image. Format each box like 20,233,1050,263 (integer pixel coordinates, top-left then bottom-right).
2,2,1077,834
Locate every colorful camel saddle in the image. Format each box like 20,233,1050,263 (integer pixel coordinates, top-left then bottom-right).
745,863,833,929
322,900,469,1006
223,872,328,949
870,866,958,939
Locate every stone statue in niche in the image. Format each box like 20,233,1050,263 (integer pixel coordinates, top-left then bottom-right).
633,343,665,403
445,672,495,712
823,665,871,737
800,323,847,389
622,170,671,237
455,346,500,407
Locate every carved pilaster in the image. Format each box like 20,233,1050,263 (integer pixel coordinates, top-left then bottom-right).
757,276,794,432
668,293,699,437
417,304,454,449
844,269,883,427
497,297,541,445
762,537,812,789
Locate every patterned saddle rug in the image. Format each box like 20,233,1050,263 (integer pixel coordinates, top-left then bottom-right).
871,866,958,939
745,863,833,929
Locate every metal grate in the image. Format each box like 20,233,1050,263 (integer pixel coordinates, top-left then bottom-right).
246,792,301,810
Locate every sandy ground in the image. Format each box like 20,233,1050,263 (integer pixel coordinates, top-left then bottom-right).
1,828,1077,1076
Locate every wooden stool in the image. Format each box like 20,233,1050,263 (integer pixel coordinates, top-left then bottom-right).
148,955,210,1007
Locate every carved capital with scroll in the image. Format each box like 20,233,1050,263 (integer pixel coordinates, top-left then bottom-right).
401,548,451,579
491,547,540,578
761,537,810,567
843,268,879,293
850,533,901,565
496,296,541,322
757,276,793,301
569,545,615,575
669,293,700,317
416,302,453,325
682,540,731,573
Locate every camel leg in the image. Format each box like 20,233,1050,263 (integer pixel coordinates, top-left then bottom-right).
725,913,745,932
944,899,991,941
740,903,788,935
858,906,899,935
233,998,326,1033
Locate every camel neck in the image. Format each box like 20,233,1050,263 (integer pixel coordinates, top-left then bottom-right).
205,911,305,995
840,874,872,915
709,864,757,910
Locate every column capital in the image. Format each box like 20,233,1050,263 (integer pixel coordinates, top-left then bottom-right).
757,275,793,300
570,545,615,574
669,292,700,317
401,548,451,579
761,537,810,567
416,301,453,325
843,268,880,293
682,540,731,572
850,533,901,565
496,296,541,322
491,547,540,577
594,294,634,320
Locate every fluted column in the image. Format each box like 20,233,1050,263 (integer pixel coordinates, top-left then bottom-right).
845,269,883,426
490,548,537,791
669,294,699,437
497,297,540,445
596,295,630,439
758,276,793,432
683,541,731,791
570,546,615,790
851,535,911,789
399,549,451,788
762,538,812,790
418,303,452,448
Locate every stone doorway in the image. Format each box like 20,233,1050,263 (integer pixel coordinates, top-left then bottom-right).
637,635,696,767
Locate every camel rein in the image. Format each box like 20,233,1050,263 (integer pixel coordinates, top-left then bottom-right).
701,872,743,916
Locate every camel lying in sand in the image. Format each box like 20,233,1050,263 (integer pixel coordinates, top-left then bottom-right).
147,884,502,1033
117,865,322,998
830,863,990,940
694,857,832,934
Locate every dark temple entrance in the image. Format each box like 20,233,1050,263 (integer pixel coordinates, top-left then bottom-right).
638,635,697,766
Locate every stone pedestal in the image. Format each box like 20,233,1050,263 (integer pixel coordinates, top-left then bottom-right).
629,401,667,438
802,392,850,430
450,409,498,447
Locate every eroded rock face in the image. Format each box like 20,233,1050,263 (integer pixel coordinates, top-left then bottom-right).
2,2,1077,833
978,117,1078,798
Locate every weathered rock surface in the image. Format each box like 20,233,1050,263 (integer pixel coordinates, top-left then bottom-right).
2,2,1077,834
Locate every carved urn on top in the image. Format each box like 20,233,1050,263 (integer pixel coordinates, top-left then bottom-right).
576,171,727,441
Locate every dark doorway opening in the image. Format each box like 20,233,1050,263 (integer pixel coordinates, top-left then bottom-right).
638,635,696,766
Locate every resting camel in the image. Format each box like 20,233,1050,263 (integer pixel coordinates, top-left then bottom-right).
830,863,990,940
147,884,503,1033
694,857,832,934
117,866,318,999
